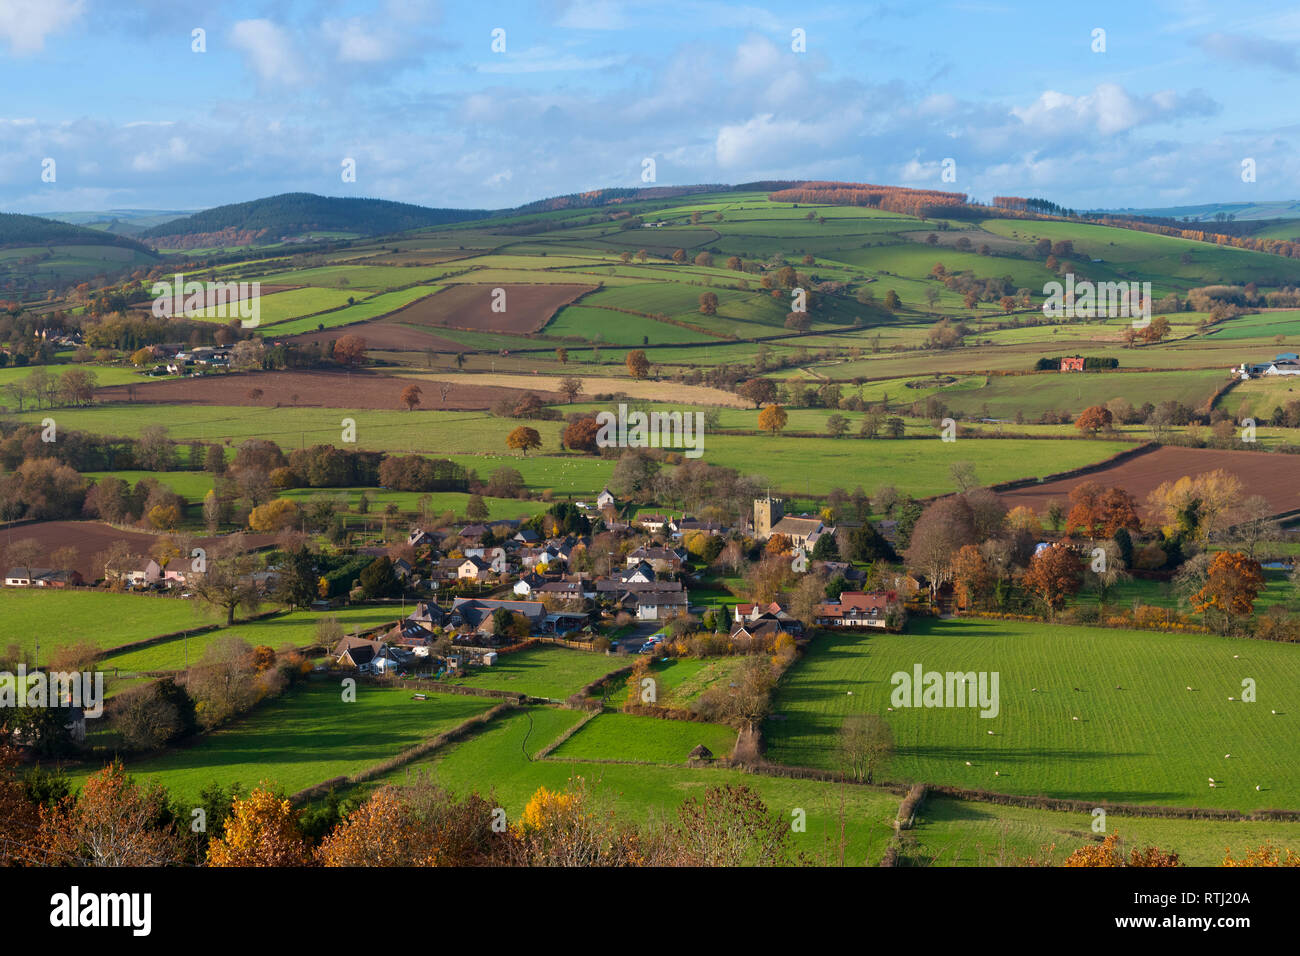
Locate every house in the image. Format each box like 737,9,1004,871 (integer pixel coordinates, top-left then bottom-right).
628,588,689,621
731,612,802,641
619,561,656,584
635,514,669,534
814,591,901,629
513,528,540,545
535,579,590,603
4,567,82,588
457,556,494,580
626,546,686,573
408,528,437,548
406,601,449,632
596,488,616,510
366,645,412,676
110,559,163,589
595,578,690,621
335,636,382,669
671,517,725,537
1060,356,1085,372
513,571,547,597
449,598,548,639
392,558,414,581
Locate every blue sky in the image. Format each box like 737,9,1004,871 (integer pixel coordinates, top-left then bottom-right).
2,0,1298,213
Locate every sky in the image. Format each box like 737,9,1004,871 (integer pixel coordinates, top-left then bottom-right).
2,0,1299,214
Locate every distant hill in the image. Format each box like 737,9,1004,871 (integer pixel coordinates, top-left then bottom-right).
0,212,155,253
140,193,492,248
38,209,201,238
1094,200,1300,222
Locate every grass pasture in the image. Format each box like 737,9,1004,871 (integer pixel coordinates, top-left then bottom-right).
367,705,901,864
68,682,496,803
549,711,737,764
441,646,624,700
765,617,1300,810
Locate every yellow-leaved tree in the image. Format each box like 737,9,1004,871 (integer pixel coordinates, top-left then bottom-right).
206,786,312,867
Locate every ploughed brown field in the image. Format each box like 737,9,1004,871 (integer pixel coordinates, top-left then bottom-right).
997,445,1300,519
1,521,275,583
95,369,562,410
287,322,468,351
382,282,595,333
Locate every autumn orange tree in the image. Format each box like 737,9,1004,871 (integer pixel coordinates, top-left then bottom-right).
1074,404,1113,435
0,744,43,865
562,416,601,454
400,383,422,411
950,544,993,610
38,762,185,867
1064,482,1141,537
758,404,788,436
1222,841,1300,867
506,426,542,456
1020,543,1084,618
625,349,650,380
1191,550,1265,634
1064,832,1181,867
332,334,367,368
207,785,313,866
318,788,440,866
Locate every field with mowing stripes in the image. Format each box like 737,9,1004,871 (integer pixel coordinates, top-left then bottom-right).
765,617,1300,810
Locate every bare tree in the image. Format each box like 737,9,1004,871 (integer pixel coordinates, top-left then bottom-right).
839,714,894,784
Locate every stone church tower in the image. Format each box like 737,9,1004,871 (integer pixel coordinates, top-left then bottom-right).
754,496,784,538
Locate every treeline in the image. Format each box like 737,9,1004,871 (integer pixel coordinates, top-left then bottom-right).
769,181,978,219
1033,356,1119,371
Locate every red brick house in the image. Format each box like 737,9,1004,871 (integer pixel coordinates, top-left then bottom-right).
1060,356,1085,372
813,591,903,630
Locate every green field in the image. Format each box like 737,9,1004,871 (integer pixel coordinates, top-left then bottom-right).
68,681,495,803
911,794,1300,867
765,617,1300,810
550,711,737,763
0,589,214,659
441,646,623,700
101,605,405,673
367,705,900,864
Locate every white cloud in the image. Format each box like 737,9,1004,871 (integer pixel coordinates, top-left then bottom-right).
230,19,307,85
1011,83,1213,138
0,0,84,55
131,136,193,173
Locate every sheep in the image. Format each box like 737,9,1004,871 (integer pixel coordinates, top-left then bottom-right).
965,761,972,766
1072,716,1079,721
